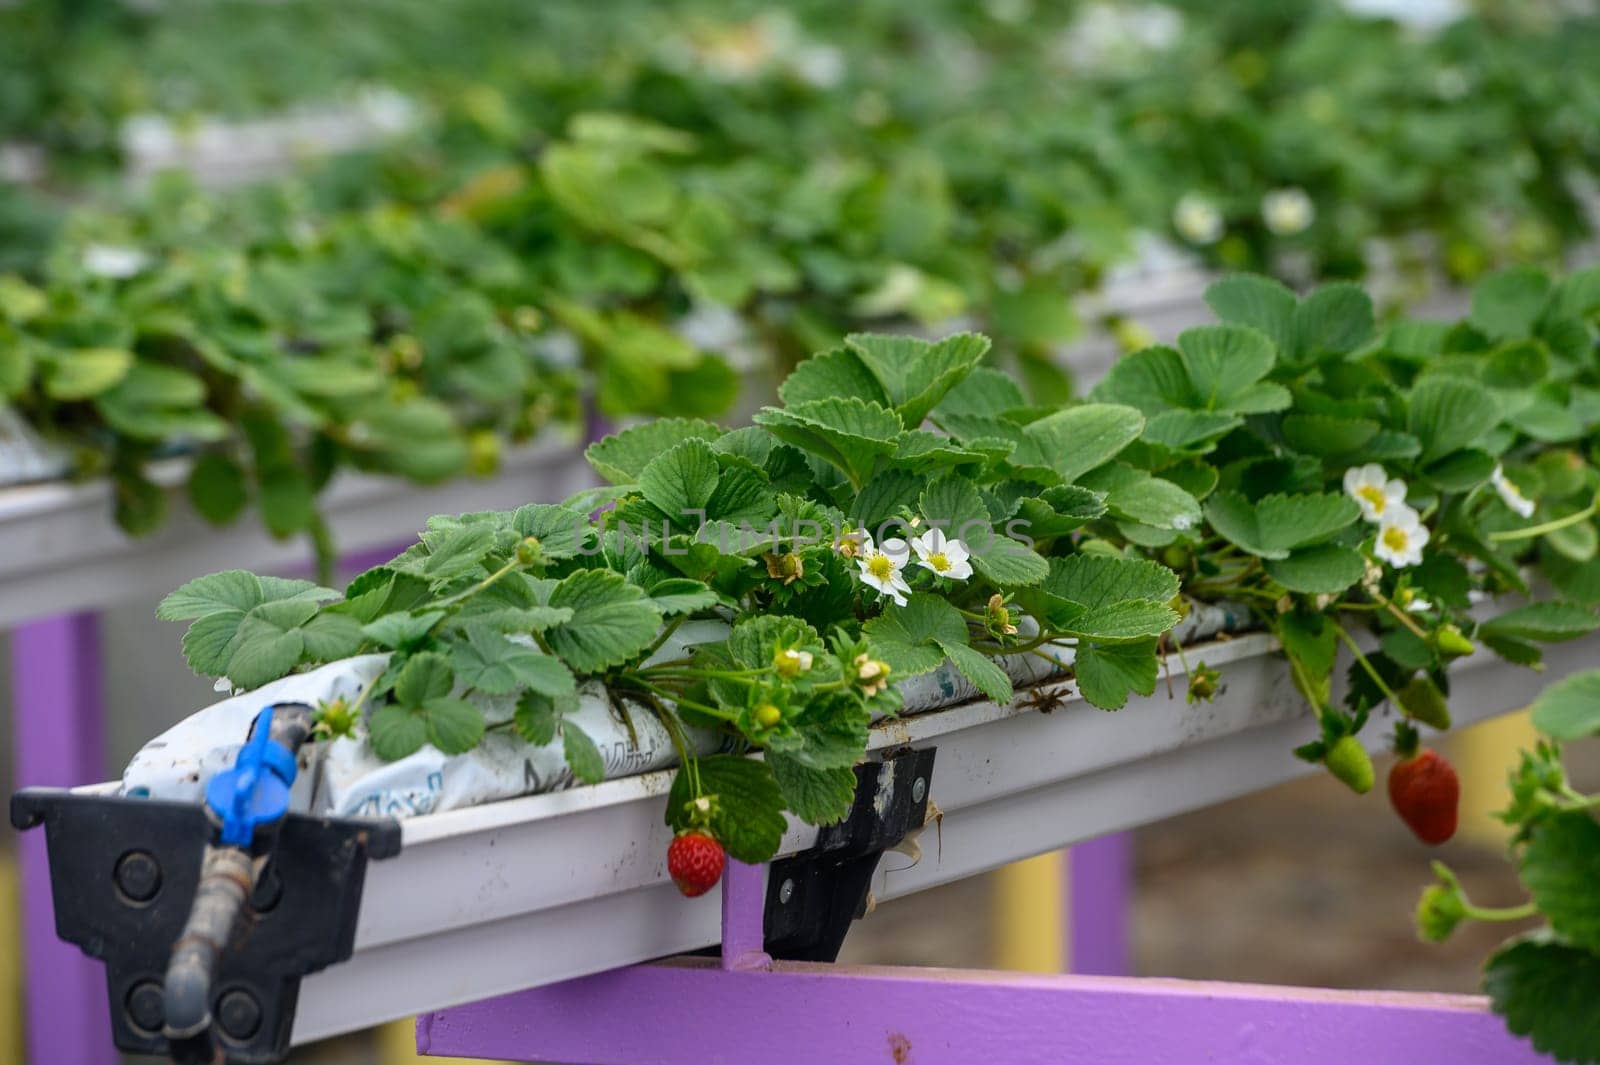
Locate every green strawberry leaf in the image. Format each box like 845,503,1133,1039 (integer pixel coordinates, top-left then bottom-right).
1471,266,1552,339
546,569,664,672
1530,670,1600,739
422,697,486,755
1408,377,1502,463
1481,603,1599,644
362,610,447,650
768,754,857,826
394,650,455,707
1177,325,1276,410
1485,934,1600,1064
753,397,903,487
1044,555,1180,607
451,625,576,697
368,704,429,761
1014,404,1145,483
158,570,334,620
1264,544,1367,594
1080,465,1202,531
638,438,721,525
1089,346,1194,414
777,345,890,409
863,593,968,677
585,418,724,484
1073,640,1159,710
844,332,990,427
938,640,1013,703
512,503,595,559
645,578,721,616
562,722,605,784
1203,275,1297,355
1292,282,1374,359
665,755,787,864
1204,491,1359,559
1521,812,1600,954
223,599,321,688
182,610,248,677
1281,414,1380,458
299,611,365,661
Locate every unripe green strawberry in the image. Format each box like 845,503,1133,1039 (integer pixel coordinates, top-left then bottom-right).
1325,735,1375,794
1397,675,1452,730
1431,624,1475,660
515,536,543,566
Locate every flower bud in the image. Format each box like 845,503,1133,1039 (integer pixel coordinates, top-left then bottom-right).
764,551,804,586
1415,865,1468,943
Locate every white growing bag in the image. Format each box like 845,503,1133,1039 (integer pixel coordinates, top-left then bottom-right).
122,604,1247,820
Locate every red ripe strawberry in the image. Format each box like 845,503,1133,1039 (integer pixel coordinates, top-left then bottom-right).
667,830,726,897
1388,748,1460,845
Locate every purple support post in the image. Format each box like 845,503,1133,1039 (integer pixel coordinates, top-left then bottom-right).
12,614,118,1065
718,861,771,972
1068,832,1132,976
418,961,1546,1065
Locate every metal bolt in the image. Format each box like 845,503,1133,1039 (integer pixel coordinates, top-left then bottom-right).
216,989,262,1041
125,980,164,1034
114,851,162,904
911,777,926,803
778,878,795,905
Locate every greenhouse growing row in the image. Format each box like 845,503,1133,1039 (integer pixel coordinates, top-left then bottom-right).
2,2,1599,1063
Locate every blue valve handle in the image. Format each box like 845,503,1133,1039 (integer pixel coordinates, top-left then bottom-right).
204,705,300,848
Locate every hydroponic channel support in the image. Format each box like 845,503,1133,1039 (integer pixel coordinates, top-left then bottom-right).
11,613,119,1065
1068,833,1131,975
417,850,1548,1065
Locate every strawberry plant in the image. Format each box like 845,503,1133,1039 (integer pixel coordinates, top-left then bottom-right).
1415,671,1600,1063
155,266,1600,884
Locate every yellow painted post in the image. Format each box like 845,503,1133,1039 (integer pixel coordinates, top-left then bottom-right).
0,853,24,1065
991,851,1065,973
1450,708,1538,848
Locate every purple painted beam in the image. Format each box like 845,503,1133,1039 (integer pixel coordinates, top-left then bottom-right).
12,614,118,1065
418,959,1544,1065
1068,833,1132,976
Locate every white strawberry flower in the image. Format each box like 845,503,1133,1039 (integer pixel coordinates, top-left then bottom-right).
910,527,974,581
1262,187,1314,236
83,244,149,279
1173,193,1223,245
856,534,913,606
1343,464,1407,523
1490,465,1536,519
1374,507,1430,569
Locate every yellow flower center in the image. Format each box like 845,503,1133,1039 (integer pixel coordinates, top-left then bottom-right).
754,703,782,729
926,552,951,572
1382,526,1410,552
1357,485,1387,513
867,554,895,581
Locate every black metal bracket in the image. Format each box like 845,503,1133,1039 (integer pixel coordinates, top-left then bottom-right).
762,746,935,962
10,788,401,1065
